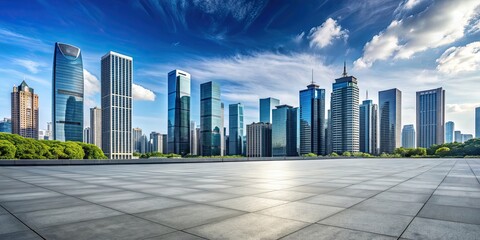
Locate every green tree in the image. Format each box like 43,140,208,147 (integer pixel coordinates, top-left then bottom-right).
329,152,339,157
0,140,16,159
63,142,85,159
435,147,451,157
342,151,351,157
302,153,317,157
77,142,107,159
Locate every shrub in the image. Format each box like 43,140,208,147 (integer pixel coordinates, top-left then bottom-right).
0,140,16,159
342,151,351,157
435,147,450,157
302,153,317,157
77,142,107,159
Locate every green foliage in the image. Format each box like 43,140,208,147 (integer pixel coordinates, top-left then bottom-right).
394,147,427,157
342,151,351,157
435,147,451,157
302,153,317,157
380,152,402,158
427,139,480,157
329,152,339,157
352,152,373,158
0,140,16,159
139,152,181,158
77,142,107,159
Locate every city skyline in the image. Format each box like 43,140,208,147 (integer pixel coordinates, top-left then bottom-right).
0,0,479,136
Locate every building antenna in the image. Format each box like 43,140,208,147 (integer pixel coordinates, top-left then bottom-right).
342,61,347,77
366,90,368,100
311,69,314,84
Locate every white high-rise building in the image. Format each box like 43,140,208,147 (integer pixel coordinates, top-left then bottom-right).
83,127,91,144
90,107,102,149
101,51,133,159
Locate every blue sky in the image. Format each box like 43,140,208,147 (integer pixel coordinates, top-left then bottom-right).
1,0,479,136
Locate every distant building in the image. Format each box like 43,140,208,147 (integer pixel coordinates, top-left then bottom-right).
416,87,445,148
325,110,332,154
101,51,133,159
272,105,298,157
83,127,91,143
476,107,480,139
133,128,142,153
190,121,198,155
259,97,280,123
12,81,39,139
52,42,84,142
299,81,326,155
229,103,244,155
0,118,12,133
150,132,166,153
360,99,378,154
90,107,102,149
200,81,222,156
379,88,401,153
246,122,272,157
221,103,225,156
140,134,148,154
454,130,462,143
445,121,454,143
195,127,201,156
402,124,416,148
167,70,191,155
463,134,473,143
331,63,359,153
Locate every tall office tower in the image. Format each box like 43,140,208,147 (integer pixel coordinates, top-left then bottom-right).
229,103,244,155
140,134,148,154
101,51,133,159
0,118,12,133
195,127,201,155
161,134,168,153
331,63,359,153
220,103,225,156
272,105,298,156
454,131,462,143
11,81,39,139
90,107,102,148
45,122,52,140
200,81,222,156
132,128,142,153
246,122,272,157
476,107,480,138
190,121,197,155
299,82,326,155
359,99,378,154
326,110,332,154
379,88,402,153
402,124,416,148
168,70,191,155
260,97,280,123
463,134,473,142
83,127,91,143
52,42,84,141
150,132,164,153
416,87,445,148
445,121,454,143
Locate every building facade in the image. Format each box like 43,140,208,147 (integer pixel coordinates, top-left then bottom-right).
359,99,378,154
190,121,198,155
246,122,272,157
476,107,480,139
402,124,416,148
272,105,298,157
150,132,165,153
200,81,222,156
379,88,402,153
83,127,91,144
299,83,325,155
52,42,84,142
259,97,280,123
463,134,473,143
331,65,359,153
167,70,191,155
445,121,454,143
133,127,142,153
228,103,244,155
11,81,39,139
454,130,462,143
416,87,445,148
90,107,102,148
101,51,133,159
0,118,12,133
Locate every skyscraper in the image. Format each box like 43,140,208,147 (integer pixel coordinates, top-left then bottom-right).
463,134,473,142
150,132,165,153
90,107,102,149
259,97,280,123
246,122,272,157
416,87,445,148
101,51,133,159
445,121,454,143
221,103,225,156
359,99,378,154
454,130,462,143
133,127,142,153
299,81,326,155
272,105,298,157
52,42,84,142
0,118,11,133
167,70,191,155
379,88,401,153
190,121,198,155
402,124,415,148
325,110,332,154
229,103,244,155
331,63,359,153
83,127,91,144
476,107,480,138
200,81,222,156
11,81,39,139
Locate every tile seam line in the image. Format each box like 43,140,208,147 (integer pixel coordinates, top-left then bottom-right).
465,159,480,185
0,204,46,240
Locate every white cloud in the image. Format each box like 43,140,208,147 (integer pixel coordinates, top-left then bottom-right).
0,28,50,52
293,32,305,44
133,83,156,101
446,103,480,113
355,0,480,69
404,0,423,9
83,69,100,96
308,18,348,49
437,42,480,74
13,59,46,74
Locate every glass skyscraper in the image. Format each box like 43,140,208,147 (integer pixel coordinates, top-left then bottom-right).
359,99,378,154
416,87,445,148
331,64,359,153
299,83,325,155
272,105,298,156
52,42,84,142
0,118,11,133
259,97,280,123
101,51,133,159
200,81,222,156
379,88,402,153
402,124,416,148
168,70,191,155
476,107,480,139
445,121,454,143
228,103,244,155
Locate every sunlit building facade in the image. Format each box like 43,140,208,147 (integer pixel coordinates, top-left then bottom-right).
167,70,191,155
379,88,401,153
200,81,222,156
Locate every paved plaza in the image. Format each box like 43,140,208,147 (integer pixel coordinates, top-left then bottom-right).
0,158,479,240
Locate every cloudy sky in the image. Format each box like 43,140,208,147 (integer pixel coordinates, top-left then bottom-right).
0,0,479,135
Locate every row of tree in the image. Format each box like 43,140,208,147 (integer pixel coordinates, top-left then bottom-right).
0,133,107,159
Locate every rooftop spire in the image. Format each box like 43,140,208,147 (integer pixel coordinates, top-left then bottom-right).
311,69,314,85
342,61,347,77
366,90,368,100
